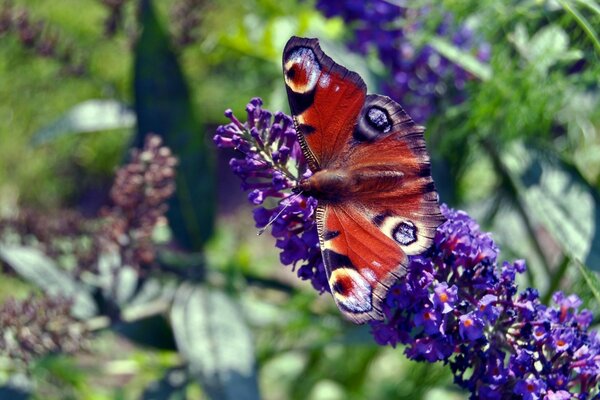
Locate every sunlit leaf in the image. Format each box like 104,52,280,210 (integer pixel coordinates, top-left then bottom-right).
510,24,583,75
170,283,260,400
31,100,135,146
0,245,97,319
133,0,215,251
574,259,600,306
502,143,600,271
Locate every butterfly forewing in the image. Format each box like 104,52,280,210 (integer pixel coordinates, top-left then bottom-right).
283,37,366,170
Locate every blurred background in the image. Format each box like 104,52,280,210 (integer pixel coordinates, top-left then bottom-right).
0,0,599,399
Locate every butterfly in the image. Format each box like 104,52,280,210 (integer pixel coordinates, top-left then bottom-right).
282,36,445,324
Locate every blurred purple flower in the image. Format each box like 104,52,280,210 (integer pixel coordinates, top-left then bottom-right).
314,1,490,122
216,99,600,398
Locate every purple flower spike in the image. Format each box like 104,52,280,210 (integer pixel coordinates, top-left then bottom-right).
215,99,324,290
216,99,600,398
314,1,490,122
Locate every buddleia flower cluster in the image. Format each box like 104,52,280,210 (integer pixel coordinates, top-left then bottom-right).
214,98,328,293
101,134,177,270
215,98,600,398
0,2,86,75
0,295,88,363
314,1,490,122
0,134,177,279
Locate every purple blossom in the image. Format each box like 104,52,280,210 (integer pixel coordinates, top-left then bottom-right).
214,98,325,292
459,311,485,341
215,99,600,398
430,282,457,314
314,1,490,122
515,376,547,400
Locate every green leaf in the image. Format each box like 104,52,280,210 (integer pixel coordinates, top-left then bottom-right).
428,37,492,81
574,0,600,15
142,367,188,400
31,100,135,146
133,0,215,251
574,259,600,306
96,251,139,306
0,386,29,400
502,143,600,271
170,283,260,400
114,314,177,350
510,24,583,75
558,0,600,55
0,245,97,319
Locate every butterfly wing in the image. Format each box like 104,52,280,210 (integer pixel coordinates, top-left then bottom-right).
316,203,410,323
283,36,366,171
283,37,444,323
345,94,444,257
313,97,443,323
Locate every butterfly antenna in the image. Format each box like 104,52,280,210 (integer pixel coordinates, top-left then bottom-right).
233,147,270,167
257,190,304,236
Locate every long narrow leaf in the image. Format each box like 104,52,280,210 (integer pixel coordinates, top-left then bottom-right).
133,0,215,251
557,0,600,54
428,37,492,81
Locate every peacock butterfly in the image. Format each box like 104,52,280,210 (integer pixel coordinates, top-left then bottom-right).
282,36,445,324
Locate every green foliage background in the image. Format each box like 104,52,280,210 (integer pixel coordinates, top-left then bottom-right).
0,0,599,399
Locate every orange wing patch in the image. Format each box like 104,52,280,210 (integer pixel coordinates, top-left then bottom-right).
318,204,409,323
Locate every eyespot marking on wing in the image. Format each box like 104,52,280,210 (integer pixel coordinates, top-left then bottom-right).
283,47,320,94
367,107,392,133
329,268,373,313
374,214,434,255
393,221,417,245
354,99,394,141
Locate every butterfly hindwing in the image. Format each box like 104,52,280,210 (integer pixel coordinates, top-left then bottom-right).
345,94,444,256
316,203,409,323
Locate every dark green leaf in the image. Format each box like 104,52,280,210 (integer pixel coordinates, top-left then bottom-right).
31,100,135,146
133,0,215,251
574,259,600,306
142,367,188,400
0,373,32,400
170,283,260,400
0,386,29,400
114,314,177,350
0,245,97,319
502,143,600,271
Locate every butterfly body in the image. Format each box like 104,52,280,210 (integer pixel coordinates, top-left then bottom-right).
283,36,444,324
297,167,405,202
